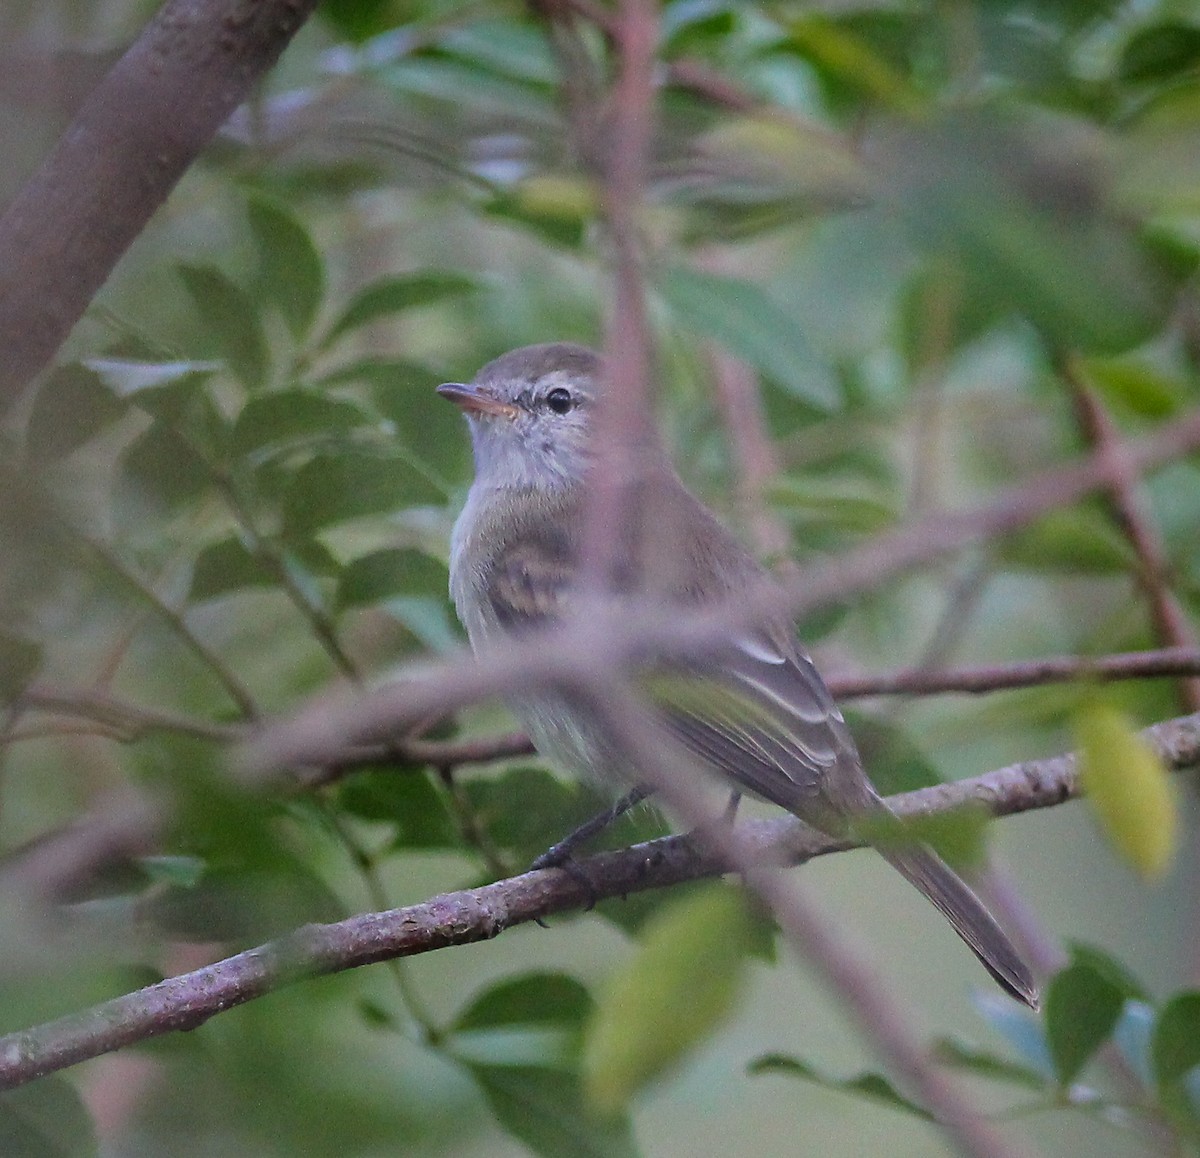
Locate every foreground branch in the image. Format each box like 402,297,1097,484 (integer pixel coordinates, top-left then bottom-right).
0,0,319,413
3,710,1198,1092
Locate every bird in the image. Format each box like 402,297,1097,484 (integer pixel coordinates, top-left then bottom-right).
439,340,1038,1008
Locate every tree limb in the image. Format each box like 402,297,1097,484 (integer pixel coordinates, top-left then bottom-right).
3,709,1197,1092
0,0,319,414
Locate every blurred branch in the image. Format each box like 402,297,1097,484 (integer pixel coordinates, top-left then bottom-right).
6,708,1198,1093
0,0,319,414
1061,355,1200,712
828,645,1200,699
583,677,1027,1158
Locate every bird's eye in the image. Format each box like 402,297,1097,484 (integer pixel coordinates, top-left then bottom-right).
544,387,573,414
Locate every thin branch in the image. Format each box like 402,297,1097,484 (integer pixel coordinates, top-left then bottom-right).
827,646,1200,699
0,0,319,413
582,677,1027,1158
9,709,1197,1094
1061,355,1200,712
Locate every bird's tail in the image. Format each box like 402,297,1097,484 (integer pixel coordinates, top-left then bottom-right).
880,843,1039,1009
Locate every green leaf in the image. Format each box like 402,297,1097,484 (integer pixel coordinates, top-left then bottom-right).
247,197,325,339
115,421,212,519
1083,357,1187,420
0,631,42,702
932,1037,1048,1090
1074,700,1178,878
582,882,750,1114
336,548,449,609
230,390,371,459
337,768,460,850
1152,992,1200,1090
454,974,593,1033
322,272,476,347
748,1054,933,1120
856,804,990,872
464,768,620,867
0,1075,98,1157
1121,23,1200,86
177,263,270,389
842,713,944,794
25,365,127,461
1065,943,1147,1002
659,267,839,410
877,109,1179,354
188,537,272,601
137,855,206,889
1045,963,1127,1086
999,508,1136,574
468,1065,637,1158
280,449,444,535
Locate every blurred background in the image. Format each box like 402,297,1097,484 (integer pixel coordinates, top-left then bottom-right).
1,1,1199,1155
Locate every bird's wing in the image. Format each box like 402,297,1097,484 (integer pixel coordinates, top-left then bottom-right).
655,629,864,824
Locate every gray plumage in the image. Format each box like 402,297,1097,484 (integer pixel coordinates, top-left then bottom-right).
440,342,1038,1008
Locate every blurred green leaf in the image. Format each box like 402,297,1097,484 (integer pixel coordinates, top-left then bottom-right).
1045,962,1128,1085
468,1065,637,1158
1083,357,1187,420
749,1054,933,1120
336,548,449,609
188,536,338,603
281,448,443,535
857,805,990,872
177,263,271,389
1152,992,1200,1090
583,882,750,1114
337,768,460,850
25,365,127,462
999,508,1136,574
1065,943,1148,1002
660,267,840,410
247,197,325,339
877,110,1180,354
785,15,924,115
115,420,212,520
1120,23,1200,86
318,0,400,42
844,713,944,795
464,767,618,868
454,974,593,1033
1074,699,1178,878
322,272,476,347
231,390,371,459
0,631,41,703
0,1075,98,1158
932,1037,1048,1090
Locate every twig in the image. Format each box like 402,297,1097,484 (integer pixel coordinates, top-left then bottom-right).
11,707,1197,1094
1061,355,1200,712
827,646,1200,699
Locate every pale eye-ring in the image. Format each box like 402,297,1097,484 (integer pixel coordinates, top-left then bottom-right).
545,387,573,414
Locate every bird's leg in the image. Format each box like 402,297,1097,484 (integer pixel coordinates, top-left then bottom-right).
530,786,651,875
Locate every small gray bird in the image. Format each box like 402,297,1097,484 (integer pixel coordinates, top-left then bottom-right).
440,341,1038,1008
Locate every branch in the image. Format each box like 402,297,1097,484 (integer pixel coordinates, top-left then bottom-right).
0,0,319,413
5,710,1198,1092
1061,355,1200,711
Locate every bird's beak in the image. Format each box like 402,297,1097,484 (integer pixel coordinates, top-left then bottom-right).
436,382,520,420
